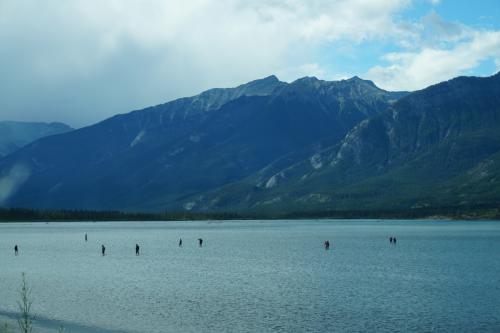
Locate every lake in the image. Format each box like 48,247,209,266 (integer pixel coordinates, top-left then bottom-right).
1,220,499,332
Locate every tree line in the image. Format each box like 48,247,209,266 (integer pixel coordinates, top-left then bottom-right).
0,205,499,222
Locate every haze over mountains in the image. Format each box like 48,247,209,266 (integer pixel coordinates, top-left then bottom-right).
0,73,499,213
0,121,72,158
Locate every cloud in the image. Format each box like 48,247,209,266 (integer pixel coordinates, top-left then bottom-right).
0,0,410,126
0,164,31,205
364,12,500,91
417,11,471,47
277,63,328,81
366,29,500,91
0,1,498,124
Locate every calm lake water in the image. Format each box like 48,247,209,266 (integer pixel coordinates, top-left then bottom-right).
1,220,499,333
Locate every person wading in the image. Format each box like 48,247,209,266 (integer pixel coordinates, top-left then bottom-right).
101,244,106,256
14,245,19,256
136,243,140,256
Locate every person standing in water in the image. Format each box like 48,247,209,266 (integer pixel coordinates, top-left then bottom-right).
14,245,18,256
198,238,203,247
135,244,140,256
85,233,88,242
389,236,393,244
179,238,183,247
324,240,330,250
101,244,106,256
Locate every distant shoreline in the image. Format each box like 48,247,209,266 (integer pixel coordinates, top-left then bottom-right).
1,206,499,222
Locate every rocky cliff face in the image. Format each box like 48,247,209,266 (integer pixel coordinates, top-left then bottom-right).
181,73,500,212
336,73,500,169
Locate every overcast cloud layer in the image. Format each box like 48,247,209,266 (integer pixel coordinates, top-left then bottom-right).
0,0,499,127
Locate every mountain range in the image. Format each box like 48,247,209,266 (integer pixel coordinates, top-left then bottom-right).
0,73,499,214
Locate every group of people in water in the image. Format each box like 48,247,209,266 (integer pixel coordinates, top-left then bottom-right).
322,236,398,250
11,234,203,256
177,238,202,247
86,233,202,256
13,234,397,255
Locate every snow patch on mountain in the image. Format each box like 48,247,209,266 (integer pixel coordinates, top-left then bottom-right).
183,202,196,210
310,153,322,169
130,130,146,147
265,172,284,189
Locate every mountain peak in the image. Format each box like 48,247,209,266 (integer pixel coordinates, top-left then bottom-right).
288,77,323,90
259,75,279,82
239,75,282,90
291,75,380,89
293,76,320,84
346,76,377,88
232,75,285,97
155,74,286,115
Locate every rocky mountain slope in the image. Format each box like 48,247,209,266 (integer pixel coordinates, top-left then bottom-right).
0,75,403,210
185,73,500,212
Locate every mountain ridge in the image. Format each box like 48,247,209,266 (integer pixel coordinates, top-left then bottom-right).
3,73,498,213
0,75,404,210
180,72,500,212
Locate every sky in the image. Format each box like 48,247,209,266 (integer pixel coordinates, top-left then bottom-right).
0,0,499,127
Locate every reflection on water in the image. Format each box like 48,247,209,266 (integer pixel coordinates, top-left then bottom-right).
1,220,500,333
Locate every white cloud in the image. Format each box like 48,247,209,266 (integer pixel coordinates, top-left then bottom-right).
0,1,497,124
366,29,500,91
0,0,410,126
364,12,500,91
277,63,328,81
